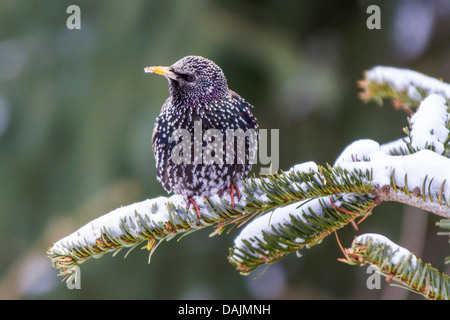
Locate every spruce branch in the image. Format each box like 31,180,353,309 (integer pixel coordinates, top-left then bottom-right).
340,233,450,300
403,95,450,156
358,66,450,111
48,193,248,279
228,147,450,274
48,162,376,278
228,86,450,276
229,194,375,275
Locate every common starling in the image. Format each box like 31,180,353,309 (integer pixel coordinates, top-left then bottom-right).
145,55,258,218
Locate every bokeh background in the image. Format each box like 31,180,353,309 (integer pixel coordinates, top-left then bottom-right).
1,0,449,300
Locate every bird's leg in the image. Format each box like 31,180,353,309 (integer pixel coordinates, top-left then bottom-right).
229,181,242,208
186,195,201,219
218,182,242,208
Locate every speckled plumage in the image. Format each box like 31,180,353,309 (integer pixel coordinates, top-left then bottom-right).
146,56,258,214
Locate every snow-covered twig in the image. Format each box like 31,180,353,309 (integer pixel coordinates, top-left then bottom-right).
340,233,449,300
229,193,375,274
359,66,450,109
48,193,247,278
338,145,450,218
230,147,450,273
230,90,450,275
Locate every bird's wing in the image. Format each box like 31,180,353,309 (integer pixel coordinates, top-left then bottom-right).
228,89,259,132
152,97,171,152
152,97,173,192
228,89,253,108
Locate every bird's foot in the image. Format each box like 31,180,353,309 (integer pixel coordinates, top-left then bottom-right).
219,182,241,208
186,195,201,219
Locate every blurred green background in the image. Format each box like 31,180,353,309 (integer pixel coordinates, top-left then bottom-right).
1,0,449,300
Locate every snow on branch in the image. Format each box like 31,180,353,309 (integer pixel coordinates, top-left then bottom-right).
367,93,449,157
229,193,375,274
48,163,376,278
340,233,450,300
229,147,450,274
230,90,450,274
359,66,450,110
406,94,450,155
48,193,247,278
338,144,450,216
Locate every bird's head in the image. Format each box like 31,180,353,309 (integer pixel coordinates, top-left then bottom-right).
145,55,228,105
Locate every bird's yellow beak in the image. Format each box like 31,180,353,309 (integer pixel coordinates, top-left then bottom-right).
144,66,178,80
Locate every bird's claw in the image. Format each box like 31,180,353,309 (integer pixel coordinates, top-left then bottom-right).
186,195,201,219
219,182,241,208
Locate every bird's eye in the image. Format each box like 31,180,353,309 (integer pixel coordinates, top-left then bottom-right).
186,74,195,82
